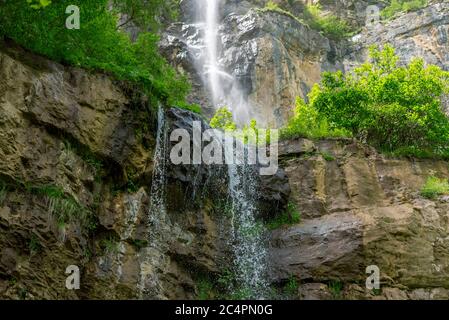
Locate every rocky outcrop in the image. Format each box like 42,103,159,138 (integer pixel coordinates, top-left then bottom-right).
346,2,449,71
270,138,449,300
0,41,233,300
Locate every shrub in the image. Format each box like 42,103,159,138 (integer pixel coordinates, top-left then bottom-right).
210,107,237,131
0,1,191,109
309,44,449,157
280,97,351,140
421,176,449,199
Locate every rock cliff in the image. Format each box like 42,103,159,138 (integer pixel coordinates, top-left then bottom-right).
2,0,449,301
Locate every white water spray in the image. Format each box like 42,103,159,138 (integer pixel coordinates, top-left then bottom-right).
148,106,168,228
194,0,252,124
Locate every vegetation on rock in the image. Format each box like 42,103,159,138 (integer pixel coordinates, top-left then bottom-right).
1,0,192,110
283,44,449,158
266,202,301,230
382,0,428,19
421,176,449,199
259,1,353,40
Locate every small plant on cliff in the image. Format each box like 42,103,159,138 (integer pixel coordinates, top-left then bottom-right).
421,176,449,199
266,202,301,230
328,280,343,299
28,234,42,254
381,0,428,20
283,276,299,297
303,4,353,40
321,151,335,161
100,237,120,254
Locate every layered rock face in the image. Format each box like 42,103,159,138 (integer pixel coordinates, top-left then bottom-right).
162,0,449,126
0,41,233,299
270,139,449,300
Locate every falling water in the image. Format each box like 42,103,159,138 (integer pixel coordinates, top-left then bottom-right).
194,0,252,124
148,106,169,233
194,0,270,299
204,0,220,105
226,142,269,298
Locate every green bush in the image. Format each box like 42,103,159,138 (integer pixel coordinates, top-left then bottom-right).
280,97,351,140
308,44,449,157
210,107,237,131
0,1,191,109
381,0,428,20
421,176,449,199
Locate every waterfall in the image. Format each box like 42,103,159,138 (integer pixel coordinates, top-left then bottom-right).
194,0,269,299
226,143,269,298
194,0,252,124
148,106,168,230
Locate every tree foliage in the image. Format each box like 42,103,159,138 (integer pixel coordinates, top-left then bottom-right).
111,0,179,32
308,44,449,157
210,107,237,131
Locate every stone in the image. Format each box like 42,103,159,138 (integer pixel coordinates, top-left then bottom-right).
298,283,333,300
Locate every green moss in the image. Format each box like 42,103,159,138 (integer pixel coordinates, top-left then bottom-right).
197,278,214,300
